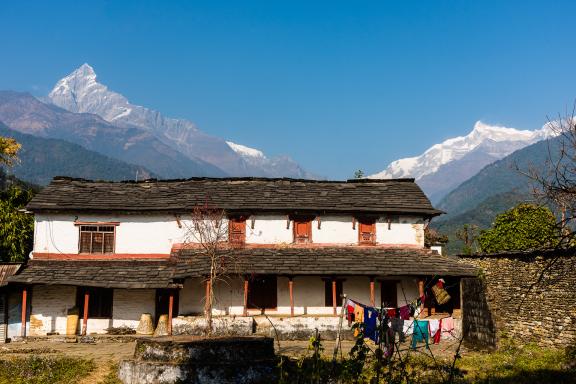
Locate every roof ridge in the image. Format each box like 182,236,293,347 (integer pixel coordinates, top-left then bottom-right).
51,176,416,184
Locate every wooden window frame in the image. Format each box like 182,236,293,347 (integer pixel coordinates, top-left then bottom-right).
293,220,312,244
77,224,117,254
357,220,376,245
228,217,247,245
76,287,113,319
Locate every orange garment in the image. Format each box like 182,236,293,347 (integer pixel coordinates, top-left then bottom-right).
353,305,365,337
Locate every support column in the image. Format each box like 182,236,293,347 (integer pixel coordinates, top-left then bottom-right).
289,277,294,317
243,277,249,316
82,290,89,336
204,279,211,316
369,277,375,306
418,277,425,312
332,279,337,315
20,287,27,338
168,291,174,336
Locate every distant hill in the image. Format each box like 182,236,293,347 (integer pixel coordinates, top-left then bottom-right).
0,122,156,185
432,136,563,254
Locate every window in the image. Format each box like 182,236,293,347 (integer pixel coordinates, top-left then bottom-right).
76,287,113,318
358,220,376,245
293,220,312,244
380,280,398,307
247,275,277,309
324,279,343,307
79,225,115,254
229,218,246,245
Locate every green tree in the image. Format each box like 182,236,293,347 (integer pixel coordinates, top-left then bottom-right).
0,136,20,166
0,186,34,261
478,203,560,253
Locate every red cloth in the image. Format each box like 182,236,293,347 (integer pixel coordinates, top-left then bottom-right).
346,300,356,325
387,308,397,318
399,305,411,320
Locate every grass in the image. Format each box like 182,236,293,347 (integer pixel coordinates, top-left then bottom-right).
0,355,95,384
98,363,123,384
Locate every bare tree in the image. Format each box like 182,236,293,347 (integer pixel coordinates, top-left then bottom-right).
182,204,237,335
524,105,576,246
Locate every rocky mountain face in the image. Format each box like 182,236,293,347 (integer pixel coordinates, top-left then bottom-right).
48,64,314,179
0,123,156,185
369,121,556,203
0,91,225,179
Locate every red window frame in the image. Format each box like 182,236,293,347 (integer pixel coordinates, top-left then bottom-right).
229,217,247,245
358,220,376,245
293,220,312,244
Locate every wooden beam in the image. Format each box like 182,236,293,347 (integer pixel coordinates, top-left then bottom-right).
82,290,89,336
168,291,174,335
332,279,337,315
370,277,375,306
289,277,294,317
243,277,249,316
20,287,27,338
204,279,211,316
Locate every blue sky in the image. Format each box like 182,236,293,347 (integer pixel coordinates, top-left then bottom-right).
1,1,575,179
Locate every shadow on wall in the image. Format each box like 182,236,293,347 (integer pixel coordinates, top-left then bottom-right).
461,277,497,349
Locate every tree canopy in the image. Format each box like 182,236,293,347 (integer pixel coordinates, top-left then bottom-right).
477,203,560,253
0,136,20,166
0,186,34,261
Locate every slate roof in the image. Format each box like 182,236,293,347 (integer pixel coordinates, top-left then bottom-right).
174,247,478,277
8,260,179,289
0,263,21,287
26,177,442,216
7,247,476,288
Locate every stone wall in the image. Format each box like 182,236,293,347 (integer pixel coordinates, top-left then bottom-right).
461,252,576,348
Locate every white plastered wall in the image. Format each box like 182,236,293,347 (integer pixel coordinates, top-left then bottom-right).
28,285,156,335
33,213,425,256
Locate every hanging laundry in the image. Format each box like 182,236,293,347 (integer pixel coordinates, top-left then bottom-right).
386,308,397,318
364,306,379,344
346,299,356,325
411,320,430,350
403,320,414,336
353,303,365,337
391,317,405,342
399,305,411,320
441,316,455,339
428,319,441,344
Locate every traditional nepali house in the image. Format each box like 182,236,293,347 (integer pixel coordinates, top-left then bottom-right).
8,177,476,338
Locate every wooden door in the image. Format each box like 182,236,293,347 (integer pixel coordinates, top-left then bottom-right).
229,218,246,244
247,275,277,309
380,281,398,307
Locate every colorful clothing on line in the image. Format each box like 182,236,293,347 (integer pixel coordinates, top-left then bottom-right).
346,299,356,325
411,320,430,350
353,303,365,337
399,305,411,320
441,316,454,339
391,317,405,342
364,306,379,344
428,319,441,344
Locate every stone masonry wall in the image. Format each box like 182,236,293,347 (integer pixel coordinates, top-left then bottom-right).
461,253,576,348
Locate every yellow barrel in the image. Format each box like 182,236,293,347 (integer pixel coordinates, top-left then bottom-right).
66,307,79,336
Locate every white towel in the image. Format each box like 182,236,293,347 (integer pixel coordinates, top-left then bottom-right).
428,319,440,337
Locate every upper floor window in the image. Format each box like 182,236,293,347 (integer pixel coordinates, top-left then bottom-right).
229,218,246,245
358,219,376,245
293,220,312,244
79,225,115,254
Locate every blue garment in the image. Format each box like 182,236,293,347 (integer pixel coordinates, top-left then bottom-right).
364,306,379,344
411,320,430,350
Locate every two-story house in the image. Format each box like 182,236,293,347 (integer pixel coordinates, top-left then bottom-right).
8,177,475,337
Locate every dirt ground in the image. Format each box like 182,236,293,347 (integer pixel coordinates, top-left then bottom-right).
0,337,464,383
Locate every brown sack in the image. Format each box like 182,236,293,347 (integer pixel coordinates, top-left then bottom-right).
431,285,451,305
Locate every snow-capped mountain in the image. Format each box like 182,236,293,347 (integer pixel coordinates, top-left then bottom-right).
369,121,557,203
48,63,314,179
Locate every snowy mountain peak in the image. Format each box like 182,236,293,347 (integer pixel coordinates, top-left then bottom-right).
226,141,266,159
369,120,557,181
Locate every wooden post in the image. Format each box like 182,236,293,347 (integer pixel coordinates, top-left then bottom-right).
82,290,89,336
243,277,249,316
332,279,337,315
168,291,174,336
20,287,27,338
418,278,425,312
204,279,211,316
289,277,294,317
370,277,375,306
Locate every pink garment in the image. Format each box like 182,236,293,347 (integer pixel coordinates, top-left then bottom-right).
441,317,454,339
428,319,441,344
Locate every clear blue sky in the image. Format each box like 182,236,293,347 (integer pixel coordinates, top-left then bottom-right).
1,1,575,179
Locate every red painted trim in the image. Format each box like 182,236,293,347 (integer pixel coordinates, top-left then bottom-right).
21,288,27,338
170,242,423,250
33,253,171,260
74,222,120,226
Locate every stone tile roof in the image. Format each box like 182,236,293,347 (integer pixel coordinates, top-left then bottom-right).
8,260,179,289
26,177,442,216
0,263,21,287
174,247,478,277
